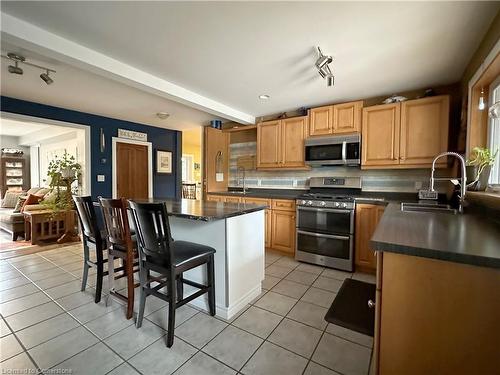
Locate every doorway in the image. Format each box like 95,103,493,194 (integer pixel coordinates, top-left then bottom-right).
112,138,152,199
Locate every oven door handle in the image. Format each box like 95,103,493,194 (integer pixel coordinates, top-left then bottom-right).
297,230,350,240
297,207,352,214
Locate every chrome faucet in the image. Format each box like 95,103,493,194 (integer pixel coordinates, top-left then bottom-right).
237,166,247,194
429,152,467,213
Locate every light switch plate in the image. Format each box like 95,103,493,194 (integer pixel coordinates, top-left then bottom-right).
97,175,105,182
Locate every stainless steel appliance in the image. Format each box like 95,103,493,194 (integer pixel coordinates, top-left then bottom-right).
305,134,361,166
295,176,361,271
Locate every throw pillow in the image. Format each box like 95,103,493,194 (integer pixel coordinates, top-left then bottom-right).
26,187,41,195
1,191,24,208
21,194,43,213
13,196,27,213
35,188,51,197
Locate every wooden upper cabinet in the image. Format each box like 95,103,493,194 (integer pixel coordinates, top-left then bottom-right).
362,96,450,169
333,100,363,134
362,103,401,167
308,101,362,137
400,95,449,166
257,120,281,168
257,117,307,169
281,116,307,168
204,127,229,193
308,105,332,136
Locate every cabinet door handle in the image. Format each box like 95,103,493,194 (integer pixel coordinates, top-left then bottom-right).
368,300,375,309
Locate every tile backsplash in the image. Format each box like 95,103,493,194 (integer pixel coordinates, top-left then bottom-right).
229,142,448,192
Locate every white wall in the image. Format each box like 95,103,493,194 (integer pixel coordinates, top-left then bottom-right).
36,129,87,193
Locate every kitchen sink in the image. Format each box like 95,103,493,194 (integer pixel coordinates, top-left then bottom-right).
400,202,458,214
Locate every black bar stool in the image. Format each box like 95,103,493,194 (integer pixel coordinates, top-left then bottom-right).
128,200,216,347
73,196,108,303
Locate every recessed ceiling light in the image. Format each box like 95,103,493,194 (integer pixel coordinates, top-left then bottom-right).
259,94,270,100
156,112,170,120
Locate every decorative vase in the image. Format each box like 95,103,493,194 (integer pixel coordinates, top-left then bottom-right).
61,168,75,179
466,165,491,191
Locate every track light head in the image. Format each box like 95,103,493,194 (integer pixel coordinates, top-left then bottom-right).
40,71,53,85
8,62,23,75
326,74,334,87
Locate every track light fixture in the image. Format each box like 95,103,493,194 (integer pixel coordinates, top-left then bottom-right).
2,52,56,84
40,70,53,85
315,47,334,87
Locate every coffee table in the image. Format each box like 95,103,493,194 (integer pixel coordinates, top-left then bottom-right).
23,210,79,245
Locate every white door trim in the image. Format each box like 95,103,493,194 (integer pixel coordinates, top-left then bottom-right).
112,137,153,198
0,111,92,195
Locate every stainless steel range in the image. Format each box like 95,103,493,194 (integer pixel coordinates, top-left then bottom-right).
295,176,361,271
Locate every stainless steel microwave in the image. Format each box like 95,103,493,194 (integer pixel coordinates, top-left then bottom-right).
305,134,361,166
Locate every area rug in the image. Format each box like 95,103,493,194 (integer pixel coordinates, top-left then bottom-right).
324,278,376,337
0,231,80,259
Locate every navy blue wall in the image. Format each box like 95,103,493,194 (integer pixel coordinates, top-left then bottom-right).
1,96,182,199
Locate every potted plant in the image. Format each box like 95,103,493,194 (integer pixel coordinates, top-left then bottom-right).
45,152,82,211
466,147,498,191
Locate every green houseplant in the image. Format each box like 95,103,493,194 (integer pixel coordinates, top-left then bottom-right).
466,147,498,191
44,152,82,211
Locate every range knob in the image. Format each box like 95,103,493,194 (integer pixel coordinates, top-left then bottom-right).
307,200,313,206
341,203,348,208
320,201,326,207
334,202,340,207
301,200,307,205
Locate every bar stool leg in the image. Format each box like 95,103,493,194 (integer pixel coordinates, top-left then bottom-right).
176,273,183,303
106,252,115,306
136,263,147,328
81,243,90,292
125,256,135,319
166,275,176,348
207,255,216,316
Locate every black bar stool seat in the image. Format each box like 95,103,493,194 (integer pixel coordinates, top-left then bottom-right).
129,200,216,348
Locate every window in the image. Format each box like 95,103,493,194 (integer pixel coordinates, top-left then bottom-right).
488,77,500,188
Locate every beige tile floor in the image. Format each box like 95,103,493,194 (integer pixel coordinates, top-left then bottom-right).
0,244,375,375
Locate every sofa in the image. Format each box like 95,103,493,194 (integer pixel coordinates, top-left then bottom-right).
0,188,51,241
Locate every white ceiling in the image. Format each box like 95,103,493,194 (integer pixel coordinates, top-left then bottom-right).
0,42,217,131
0,118,55,136
1,1,498,124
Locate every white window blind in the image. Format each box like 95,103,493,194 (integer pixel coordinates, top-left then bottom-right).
488,79,500,187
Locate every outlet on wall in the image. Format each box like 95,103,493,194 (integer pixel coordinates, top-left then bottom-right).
415,181,423,190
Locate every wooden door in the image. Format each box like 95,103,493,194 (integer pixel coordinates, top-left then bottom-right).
354,204,380,272
332,101,363,134
308,105,333,136
257,120,281,168
116,142,149,199
362,103,401,168
281,116,307,168
204,127,229,194
271,210,296,254
400,96,449,167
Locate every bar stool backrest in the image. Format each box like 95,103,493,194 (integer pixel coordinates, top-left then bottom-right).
128,201,173,265
73,196,102,245
99,197,133,248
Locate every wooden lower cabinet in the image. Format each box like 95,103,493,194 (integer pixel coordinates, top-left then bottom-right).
206,194,295,254
271,210,295,254
355,204,385,272
374,252,500,375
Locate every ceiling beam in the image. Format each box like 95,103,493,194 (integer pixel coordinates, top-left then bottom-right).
0,12,255,124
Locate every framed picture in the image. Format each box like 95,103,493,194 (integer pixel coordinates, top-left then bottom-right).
156,150,173,174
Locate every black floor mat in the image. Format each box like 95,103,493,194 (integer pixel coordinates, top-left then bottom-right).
324,278,376,337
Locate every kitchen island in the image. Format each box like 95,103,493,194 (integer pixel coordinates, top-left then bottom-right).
370,203,500,375
135,199,267,320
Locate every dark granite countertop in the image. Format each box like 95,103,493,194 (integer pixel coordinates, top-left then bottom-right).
130,198,267,221
371,202,500,269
